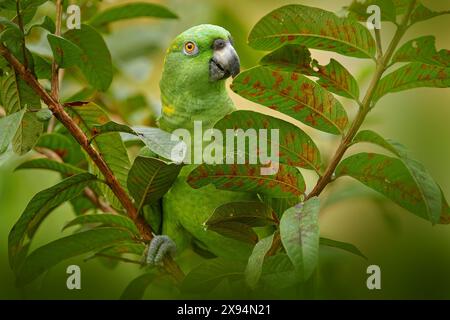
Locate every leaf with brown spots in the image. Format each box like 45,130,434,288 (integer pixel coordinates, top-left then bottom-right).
392,36,450,67
232,66,348,135
127,156,182,213
187,164,305,198
410,3,450,25
261,45,360,100
373,63,450,102
345,0,397,23
214,110,322,172
351,130,444,224
336,152,442,224
248,4,376,59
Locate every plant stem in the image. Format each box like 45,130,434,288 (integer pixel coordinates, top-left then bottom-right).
47,0,63,133
15,0,28,69
0,45,185,284
306,0,417,200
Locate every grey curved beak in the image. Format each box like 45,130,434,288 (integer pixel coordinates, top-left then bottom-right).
209,40,240,81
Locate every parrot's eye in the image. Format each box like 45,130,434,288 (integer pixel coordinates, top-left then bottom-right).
183,41,198,55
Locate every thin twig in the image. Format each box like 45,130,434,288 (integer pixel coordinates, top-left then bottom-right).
374,28,383,59
47,0,63,133
306,0,417,200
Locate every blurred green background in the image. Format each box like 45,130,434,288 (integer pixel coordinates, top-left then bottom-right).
0,0,449,299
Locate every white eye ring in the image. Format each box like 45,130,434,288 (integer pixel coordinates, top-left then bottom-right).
183,41,199,56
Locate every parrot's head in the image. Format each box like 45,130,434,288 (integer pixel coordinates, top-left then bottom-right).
163,24,240,84
159,24,240,132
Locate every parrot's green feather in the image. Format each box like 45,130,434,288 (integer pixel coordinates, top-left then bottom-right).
154,25,255,261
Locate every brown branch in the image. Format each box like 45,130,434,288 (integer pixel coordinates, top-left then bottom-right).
47,0,63,133
0,45,185,283
306,1,417,201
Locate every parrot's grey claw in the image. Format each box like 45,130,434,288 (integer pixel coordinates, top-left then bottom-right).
146,235,177,266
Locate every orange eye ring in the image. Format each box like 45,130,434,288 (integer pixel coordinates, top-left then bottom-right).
183,41,198,55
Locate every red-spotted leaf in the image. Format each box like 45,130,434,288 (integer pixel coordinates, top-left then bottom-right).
187,164,305,198
374,63,450,101
248,4,376,59
410,3,450,25
231,66,348,135
351,130,443,224
127,156,182,212
64,24,113,91
392,36,449,67
214,110,321,171
280,197,320,282
261,45,360,100
336,152,441,224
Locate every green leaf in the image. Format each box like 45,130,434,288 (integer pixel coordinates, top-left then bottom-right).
15,158,85,176
181,258,245,293
350,130,442,224
89,2,177,28
280,197,320,282
0,109,25,154
127,156,182,212
16,228,133,286
245,234,275,288
36,108,52,122
63,214,139,236
64,24,113,91
259,253,297,290
248,4,376,58
31,53,52,80
374,63,450,101
206,221,259,244
8,173,97,270
207,201,275,227
231,66,348,135
92,121,187,163
47,34,83,68
26,15,55,34
260,45,360,100
214,110,322,171
392,36,449,67
319,237,366,259
1,70,43,155
336,153,441,224
120,272,159,300
96,242,146,257
13,111,43,155
346,0,397,23
66,103,130,194
187,163,306,198
410,3,450,25
35,133,84,165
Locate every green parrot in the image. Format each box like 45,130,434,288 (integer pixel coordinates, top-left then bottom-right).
145,24,257,264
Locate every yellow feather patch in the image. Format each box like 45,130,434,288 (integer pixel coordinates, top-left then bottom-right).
162,104,175,116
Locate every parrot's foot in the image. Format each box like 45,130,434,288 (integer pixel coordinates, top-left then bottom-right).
146,235,177,266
